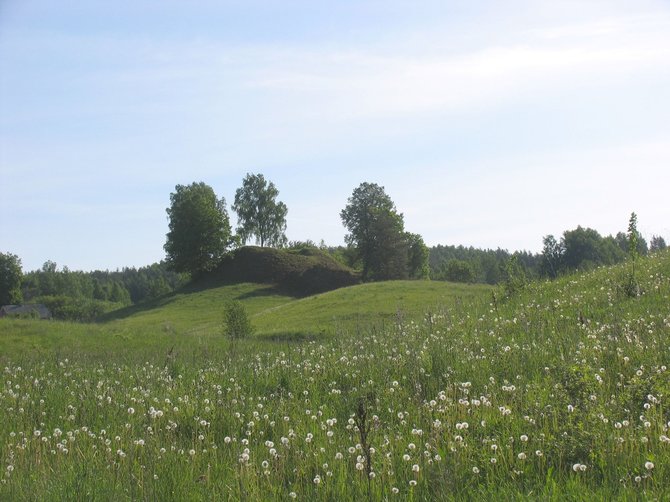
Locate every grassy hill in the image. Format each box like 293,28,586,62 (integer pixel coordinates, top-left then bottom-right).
1,250,669,500
252,280,492,340
0,278,492,355
210,245,359,295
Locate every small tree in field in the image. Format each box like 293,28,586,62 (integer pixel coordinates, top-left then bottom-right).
623,212,641,297
223,301,254,339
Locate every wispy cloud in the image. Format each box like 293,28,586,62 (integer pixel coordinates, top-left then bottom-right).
246,12,670,120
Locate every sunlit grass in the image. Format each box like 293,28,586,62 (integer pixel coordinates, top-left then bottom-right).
1,251,669,500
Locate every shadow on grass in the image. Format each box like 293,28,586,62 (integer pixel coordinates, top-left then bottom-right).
96,280,293,323
96,292,179,322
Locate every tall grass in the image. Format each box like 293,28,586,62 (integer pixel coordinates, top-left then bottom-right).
1,252,669,500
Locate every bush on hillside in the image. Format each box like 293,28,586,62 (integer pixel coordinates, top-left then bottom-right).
212,246,360,296
223,301,254,339
35,295,124,322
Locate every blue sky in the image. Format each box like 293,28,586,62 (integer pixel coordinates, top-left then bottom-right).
2,0,669,271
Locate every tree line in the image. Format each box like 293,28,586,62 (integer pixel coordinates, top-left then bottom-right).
430,221,666,285
164,176,430,281
1,170,668,321
0,257,186,321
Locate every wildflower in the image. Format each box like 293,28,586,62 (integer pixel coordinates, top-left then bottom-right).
645,461,654,470
412,464,420,473
517,453,527,460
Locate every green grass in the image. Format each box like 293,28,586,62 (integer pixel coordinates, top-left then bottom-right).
1,252,670,500
252,280,492,339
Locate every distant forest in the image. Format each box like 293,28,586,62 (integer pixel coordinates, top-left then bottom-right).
16,262,187,321
3,224,666,322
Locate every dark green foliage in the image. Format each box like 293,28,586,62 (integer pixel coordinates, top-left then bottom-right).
430,245,526,284
35,295,122,322
212,246,359,296
23,262,184,305
341,182,427,282
502,254,528,298
233,173,288,248
223,300,253,339
539,235,564,279
406,233,430,279
341,182,400,281
0,252,23,305
164,182,234,277
614,229,648,256
562,226,625,270
442,259,476,283
650,235,667,252
366,208,408,280
621,212,641,297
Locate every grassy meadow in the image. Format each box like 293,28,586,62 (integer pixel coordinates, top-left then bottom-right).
1,252,670,500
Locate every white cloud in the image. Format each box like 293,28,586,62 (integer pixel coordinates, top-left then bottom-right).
246,11,670,121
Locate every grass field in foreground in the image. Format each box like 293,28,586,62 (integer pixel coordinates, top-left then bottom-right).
1,253,669,500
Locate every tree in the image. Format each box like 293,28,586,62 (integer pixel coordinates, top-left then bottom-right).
223,300,254,339
340,182,407,281
164,182,233,277
367,209,408,280
539,235,564,279
650,235,667,252
503,254,527,298
443,259,476,283
233,173,288,248
0,252,23,305
561,226,624,270
406,233,430,279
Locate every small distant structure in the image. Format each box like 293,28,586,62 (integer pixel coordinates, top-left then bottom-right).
0,304,52,320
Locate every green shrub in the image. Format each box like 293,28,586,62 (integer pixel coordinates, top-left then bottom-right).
223,300,254,339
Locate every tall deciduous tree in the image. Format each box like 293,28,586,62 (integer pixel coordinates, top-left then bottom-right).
341,182,414,281
539,235,564,279
233,173,288,248
164,182,233,277
406,233,430,279
0,252,23,305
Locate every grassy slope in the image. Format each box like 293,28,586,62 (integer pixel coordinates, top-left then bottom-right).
252,280,492,339
0,283,293,356
1,252,669,499
0,279,492,355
